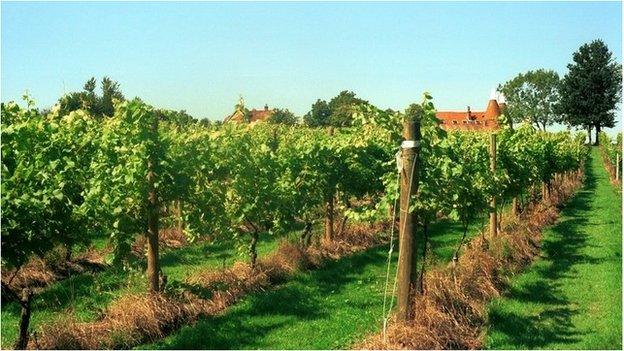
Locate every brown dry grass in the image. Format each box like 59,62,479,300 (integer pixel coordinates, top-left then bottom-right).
359,173,582,350
602,157,621,188
2,247,108,295
29,220,389,350
3,226,187,297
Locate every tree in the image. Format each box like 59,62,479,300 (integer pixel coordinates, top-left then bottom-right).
558,39,622,145
498,69,561,131
303,91,370,127
327,90,369,126
156,109,198,127
58,76,125,117
303,99,331,126
99,77,124,117
268,108,298,125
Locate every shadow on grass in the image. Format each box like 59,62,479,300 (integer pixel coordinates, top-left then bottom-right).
150,247,389,349
428,216,487,263
160,239,234,268
487,158,601,348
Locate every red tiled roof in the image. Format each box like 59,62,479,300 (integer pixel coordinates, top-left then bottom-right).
248,108,272,122
225,106,274,123
435,99,501,132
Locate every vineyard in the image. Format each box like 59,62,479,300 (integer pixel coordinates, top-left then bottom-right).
599,131,623,186
0,92,603,350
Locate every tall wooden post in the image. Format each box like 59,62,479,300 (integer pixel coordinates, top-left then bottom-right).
387,133,395,219
396,118,421,321
616,153,620,181
489,133,497,237
146,116,160,293
324,127,335,243
323,194,334,242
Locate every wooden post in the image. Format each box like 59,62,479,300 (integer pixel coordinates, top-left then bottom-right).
388,134,395,219
175,200,184,233
146,116,160,293
396,118,421,321
324,127,335,243
616,153,620,181
14,289,33,350
323,194,334,242
489,133,497,237
249,231,259,269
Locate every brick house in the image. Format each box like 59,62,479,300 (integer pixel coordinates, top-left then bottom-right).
224,102,274,123
436,92,506,131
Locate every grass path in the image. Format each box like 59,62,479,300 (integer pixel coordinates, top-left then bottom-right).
143,217,487,349
486,147,622,349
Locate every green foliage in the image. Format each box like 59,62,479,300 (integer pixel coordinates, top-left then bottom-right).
303,99,331,127
268,108,298,125
82,99,162,263
1,99,98,268
57,76,125,118
558,40,622,144
362,93,586,228
156,109,199,127
498,69,561,130
304,91,370,127
2,90,587,272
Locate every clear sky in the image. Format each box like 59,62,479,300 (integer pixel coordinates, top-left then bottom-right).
1,1,622,130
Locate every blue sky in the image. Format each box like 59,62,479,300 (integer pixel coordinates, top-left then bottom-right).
1,1,621,130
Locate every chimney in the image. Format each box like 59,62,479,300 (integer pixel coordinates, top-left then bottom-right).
497,93,507,112
467,106,472,120
485,98,501,119
264,104,269,111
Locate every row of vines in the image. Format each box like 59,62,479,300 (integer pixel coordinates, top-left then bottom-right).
1,94,587,349
598,131,622,184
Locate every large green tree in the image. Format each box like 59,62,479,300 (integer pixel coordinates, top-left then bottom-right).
558,39,622,145
498,69,561,131
303,99,331,126
303,90,370,127
58,76,125,117
268,108,298,125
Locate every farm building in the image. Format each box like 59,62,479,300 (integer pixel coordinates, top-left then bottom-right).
436,92,506,131
224,100,274,123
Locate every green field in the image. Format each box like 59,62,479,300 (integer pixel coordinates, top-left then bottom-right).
486,148,622,349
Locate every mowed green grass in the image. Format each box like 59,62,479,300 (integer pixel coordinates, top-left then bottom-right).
0,234,283,348
143,217,487,349
486,147,622,349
